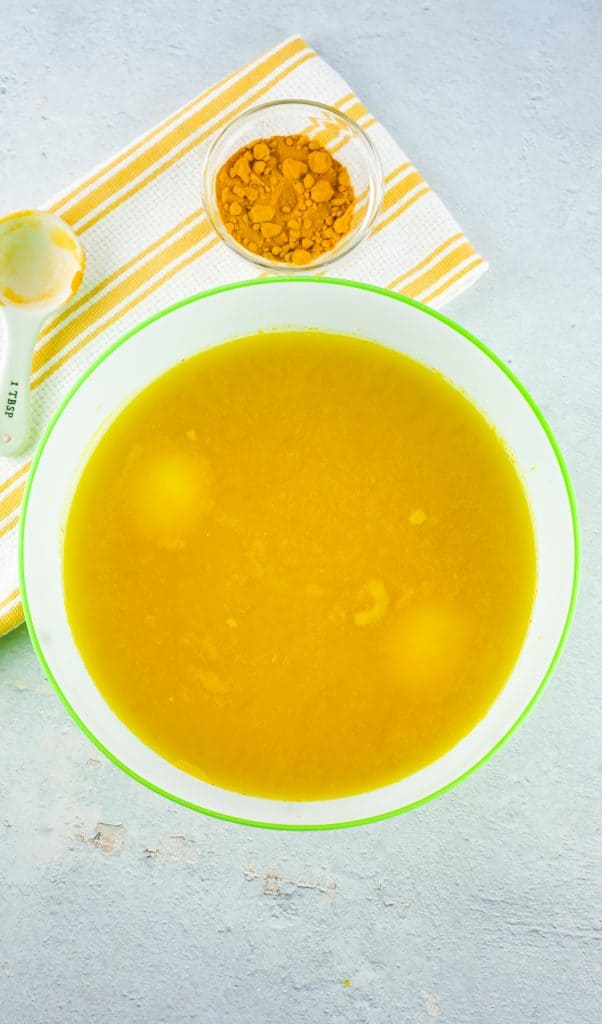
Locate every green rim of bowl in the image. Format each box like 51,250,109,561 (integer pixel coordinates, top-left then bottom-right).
19,277,581,831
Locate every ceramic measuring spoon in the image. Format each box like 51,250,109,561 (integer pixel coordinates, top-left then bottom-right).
0,210,85,456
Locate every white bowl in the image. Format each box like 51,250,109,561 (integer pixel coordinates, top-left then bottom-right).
20,278,579,829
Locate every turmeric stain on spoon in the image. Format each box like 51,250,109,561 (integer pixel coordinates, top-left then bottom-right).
0,210,84,307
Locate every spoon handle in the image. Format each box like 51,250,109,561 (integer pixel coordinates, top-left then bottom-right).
0,306,43,457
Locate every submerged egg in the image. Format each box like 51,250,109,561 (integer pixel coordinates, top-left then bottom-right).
388,602,469,690
124,445,214,547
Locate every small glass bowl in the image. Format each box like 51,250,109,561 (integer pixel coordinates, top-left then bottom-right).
201,99,384,271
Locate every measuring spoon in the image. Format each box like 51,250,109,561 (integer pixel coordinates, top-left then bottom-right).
0,210,85,456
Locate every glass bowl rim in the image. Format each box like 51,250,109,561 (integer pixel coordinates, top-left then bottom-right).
201,97,385,271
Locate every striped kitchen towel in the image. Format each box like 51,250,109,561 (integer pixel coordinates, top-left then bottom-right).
0,35,487,636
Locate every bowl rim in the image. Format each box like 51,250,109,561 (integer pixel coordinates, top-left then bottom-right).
19,276,581,831
200,98,385,271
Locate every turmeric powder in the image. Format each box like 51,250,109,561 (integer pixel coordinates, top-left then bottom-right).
215,134,355,266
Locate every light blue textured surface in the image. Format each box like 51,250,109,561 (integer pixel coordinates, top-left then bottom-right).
1,2,601,1022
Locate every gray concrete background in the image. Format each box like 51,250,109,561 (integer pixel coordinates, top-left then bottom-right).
1,1,600,1021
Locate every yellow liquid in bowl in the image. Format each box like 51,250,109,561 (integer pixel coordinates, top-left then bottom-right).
63,332,536,800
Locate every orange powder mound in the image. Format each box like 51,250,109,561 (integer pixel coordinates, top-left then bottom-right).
215,134,354,265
